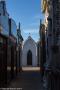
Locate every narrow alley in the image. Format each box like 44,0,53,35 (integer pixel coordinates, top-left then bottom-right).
8,67,44,90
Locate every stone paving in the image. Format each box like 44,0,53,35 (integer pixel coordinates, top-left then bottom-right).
8,68,44,90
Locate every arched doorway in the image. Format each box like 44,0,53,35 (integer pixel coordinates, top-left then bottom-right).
27,50,32,66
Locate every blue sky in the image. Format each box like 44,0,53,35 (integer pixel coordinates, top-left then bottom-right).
6,0,44,42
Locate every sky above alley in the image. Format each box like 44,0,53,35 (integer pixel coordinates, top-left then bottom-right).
6,0,44,42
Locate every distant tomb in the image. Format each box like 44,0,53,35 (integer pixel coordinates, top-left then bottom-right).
21,36,37,67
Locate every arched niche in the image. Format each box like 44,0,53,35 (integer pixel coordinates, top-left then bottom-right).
27,50,32,66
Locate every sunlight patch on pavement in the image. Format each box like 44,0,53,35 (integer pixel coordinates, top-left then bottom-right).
22,67,40,71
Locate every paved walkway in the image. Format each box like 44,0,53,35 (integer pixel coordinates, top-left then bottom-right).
8,68,44,90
